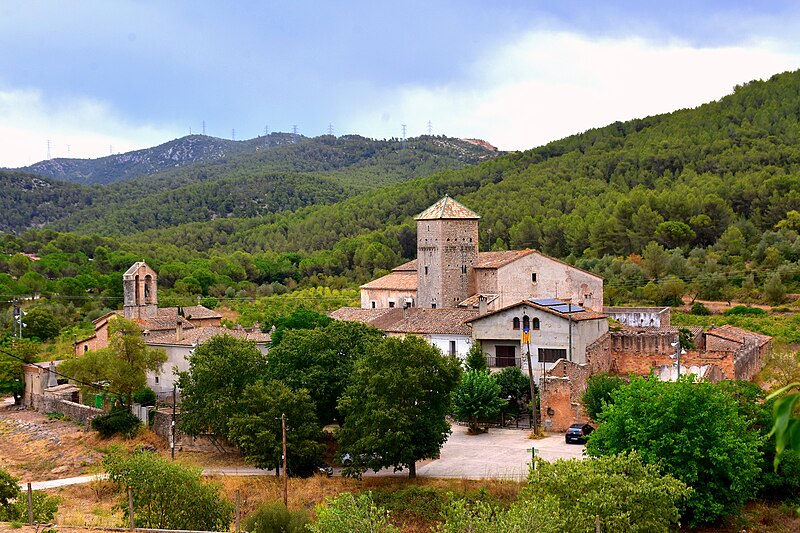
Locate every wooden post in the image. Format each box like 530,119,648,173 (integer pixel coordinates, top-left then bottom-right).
26,483,33,525
171,383,177,460
525,345,538,434
281,413,288,506
128,487,135,531
235,490,241,532
596,514,601,532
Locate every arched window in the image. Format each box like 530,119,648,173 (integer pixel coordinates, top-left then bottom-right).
532,317,540,330
512,317,520,330
522,315,530,330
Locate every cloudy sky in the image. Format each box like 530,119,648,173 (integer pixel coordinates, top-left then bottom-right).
2,1,800,167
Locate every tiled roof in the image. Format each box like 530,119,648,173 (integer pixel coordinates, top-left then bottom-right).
415,196,480,220
707,324,771,347
475,250,535,268
137,316,195,332
619,325,704,338
381,308,478,335
157,305,222,320
360,272,418,290
123,261,149,277
465,299,607,324
328,307,397,324
392,259,418,272
330,307,476,336
145,326,271,347
458,293,499,308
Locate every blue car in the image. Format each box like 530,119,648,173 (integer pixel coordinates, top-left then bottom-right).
565,423,594,444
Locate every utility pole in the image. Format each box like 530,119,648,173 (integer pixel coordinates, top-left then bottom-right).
567,302,573,362
427,120,432,135
171,383,177,460
281,413,288,506
292,125,298,143
202,120,206,135
327,123,334,136
525,338,538,434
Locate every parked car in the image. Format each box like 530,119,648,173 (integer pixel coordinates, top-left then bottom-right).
565,423,594,444
315,460,334,477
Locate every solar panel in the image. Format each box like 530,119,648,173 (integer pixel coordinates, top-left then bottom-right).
530,298,563,306
551,304,584,313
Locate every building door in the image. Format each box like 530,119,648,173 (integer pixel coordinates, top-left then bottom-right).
496,345,517,367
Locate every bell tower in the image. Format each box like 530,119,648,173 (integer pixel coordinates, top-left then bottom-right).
415,196,480,308
123,262,159,319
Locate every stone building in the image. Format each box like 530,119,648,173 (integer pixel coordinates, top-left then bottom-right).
361,196,604,311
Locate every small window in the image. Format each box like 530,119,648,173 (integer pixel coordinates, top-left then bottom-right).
532,317,540,330
388,301,395,308
449,341,456,355
522,315,530,330
155,376,159,384
462,265,467,274
512,317,520,330
84,345,89,353
431,303,437,309
371,301,376,309
531,273,537,283
424,266,429,275
538,348,566,363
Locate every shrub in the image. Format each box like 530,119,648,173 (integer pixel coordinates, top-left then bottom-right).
91,408,141,438
243,501,308,533
103,449,233,530
0,469,59,522
452,371,507,434
724,305,768,316
308,492,399,533
373,486,444,523
690,302,711,315
133,387,157,407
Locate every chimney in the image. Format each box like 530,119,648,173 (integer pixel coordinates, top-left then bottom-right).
478,295,487,316
176,320,183,342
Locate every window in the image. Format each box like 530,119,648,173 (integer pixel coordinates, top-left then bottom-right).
461,265,467,274
532,317,540,330
522,315,530,330
538,348,566,363
83,345,89,353
531,273,537,283
431,303,436,309
512,317,520,330
388,300,395,308
424,266,429,275
371,301,376,309
155,375,159,384
449,340,456,355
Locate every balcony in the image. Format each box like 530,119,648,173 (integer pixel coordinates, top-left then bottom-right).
485,355,522,369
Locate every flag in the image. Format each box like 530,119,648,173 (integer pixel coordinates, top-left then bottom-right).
522,325,530,344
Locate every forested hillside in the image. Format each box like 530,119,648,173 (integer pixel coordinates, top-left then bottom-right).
3,70,800,334
1,135,497,234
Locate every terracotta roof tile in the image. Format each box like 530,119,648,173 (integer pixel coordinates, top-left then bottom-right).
415,196,480,220
157,305,222,320
360,272,418,290
328,307,398,324
382,308,478,335
137,316,195,332
707,324,771,346
145,326,270,346
465,299,607,323
458,293,499,307
392,259,418,272
475,250,534,268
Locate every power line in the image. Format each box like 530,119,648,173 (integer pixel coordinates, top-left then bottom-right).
0,346,111,394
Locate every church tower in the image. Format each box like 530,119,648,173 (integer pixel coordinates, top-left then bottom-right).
415,196,480,308
123,262,159,319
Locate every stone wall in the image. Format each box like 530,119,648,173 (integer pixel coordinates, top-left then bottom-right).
151,409,236,452
32,396,103,427
734,342,763,381
540,377,585,432
585,332,612,373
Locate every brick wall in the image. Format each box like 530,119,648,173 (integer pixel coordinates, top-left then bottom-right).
540,377,584,432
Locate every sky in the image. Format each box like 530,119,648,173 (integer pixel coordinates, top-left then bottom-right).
2,1,800,168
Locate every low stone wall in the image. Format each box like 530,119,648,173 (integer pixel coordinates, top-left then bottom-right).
32,396,103,427
151,409,236,453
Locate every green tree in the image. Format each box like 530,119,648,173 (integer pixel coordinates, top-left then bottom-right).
337,336,462,478
494,366,530,405
586,376,763,525
269,307,332,347
0,468,59,522
580,372,625,422
59,318,166,408
308,492,400,533
177,335,268,438
0,336,39,405
452,370,507,434
104,449,233,530
228,380,324,477
267,321,383,424
464,341,487,372
23,306,61,341
763,272,786,304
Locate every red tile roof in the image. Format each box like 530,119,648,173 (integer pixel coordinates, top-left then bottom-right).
415,196,480,220
145,326,271,346
475,250,535,268
330,307,476,336
360,272,418,290
465,299,607,323
707,325,771,347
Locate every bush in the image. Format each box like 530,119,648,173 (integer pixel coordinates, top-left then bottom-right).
133,387,157,407
91,408,141,438
104,449,233,530
0,469,59,522
243,501,308,533
690,302,711,315
308,492,399,533
373,486,444,523
724,305,768,316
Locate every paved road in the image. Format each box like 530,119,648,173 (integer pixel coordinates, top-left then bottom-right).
21,427,585,489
